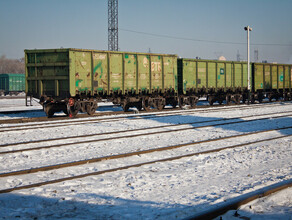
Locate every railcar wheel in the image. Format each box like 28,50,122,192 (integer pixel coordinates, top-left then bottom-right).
235,96,241,104
68,100,80,118
190,97,199,108
226,95,231,105
142,98,151,111
86,102,97,115
122,101,130,112
80,102,86,113
123,104,129,112
208,96,215,106
44,103,55,118
157,100,165,111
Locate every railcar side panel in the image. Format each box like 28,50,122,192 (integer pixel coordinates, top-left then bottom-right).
225,63,232,88
278,66,284,89
272,65,278,89
124,53,137,92
217,62,225,89
242,63,248,88
179,60,194,93
290,67,292,90
109,53,123,92
198,61,207,89
182,60,193,93
70,51,92,94
207,62,216,89
284,66,290,89
264,65,271,90
163,56,177,91
291,67,292,89
254,64,264,90
233,63,243,88
93,52,108,94
137,55,150,92
150,55,163,90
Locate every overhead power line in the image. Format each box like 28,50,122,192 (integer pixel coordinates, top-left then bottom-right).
120,28,292,47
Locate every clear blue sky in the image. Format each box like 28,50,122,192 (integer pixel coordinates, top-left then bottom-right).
1,0,292,63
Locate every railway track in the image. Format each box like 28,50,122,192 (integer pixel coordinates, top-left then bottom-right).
1,111,292,154
0,125,291,194
0,101,291,219
0,102,291,133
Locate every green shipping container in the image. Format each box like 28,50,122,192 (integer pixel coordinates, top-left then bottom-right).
0,73,25,93
25,48,177,99
253,63,292,91
178,59,250,94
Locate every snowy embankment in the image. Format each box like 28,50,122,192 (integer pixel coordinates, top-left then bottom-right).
0,99,291,219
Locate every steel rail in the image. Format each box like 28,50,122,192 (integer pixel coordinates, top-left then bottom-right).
0,102,290,134
1,112,292,155
1,109,291,148
0,129,291,194
1,125,291,179
184,179,292,220
0,101,289,129
0,103,259,129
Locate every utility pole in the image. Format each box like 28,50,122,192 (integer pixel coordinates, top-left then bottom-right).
108,0,118,51
244,26,252,104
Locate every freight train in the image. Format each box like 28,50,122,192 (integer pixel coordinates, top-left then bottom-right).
24,48,292,117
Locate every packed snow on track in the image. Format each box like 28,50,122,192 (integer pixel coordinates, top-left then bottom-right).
0,99,291,219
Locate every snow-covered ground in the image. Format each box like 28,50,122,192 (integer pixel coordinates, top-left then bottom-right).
0,99,291,219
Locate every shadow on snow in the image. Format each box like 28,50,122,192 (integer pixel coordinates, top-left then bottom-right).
0,191,290,220
141,112,292,136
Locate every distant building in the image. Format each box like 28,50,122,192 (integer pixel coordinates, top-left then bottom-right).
218,56,226,61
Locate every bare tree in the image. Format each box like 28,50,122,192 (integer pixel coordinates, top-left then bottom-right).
0,55,25,74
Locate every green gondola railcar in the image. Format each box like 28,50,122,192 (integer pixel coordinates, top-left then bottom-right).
25,48,178,117
0,73,25,96
177,58,251,106
252,63,292,101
